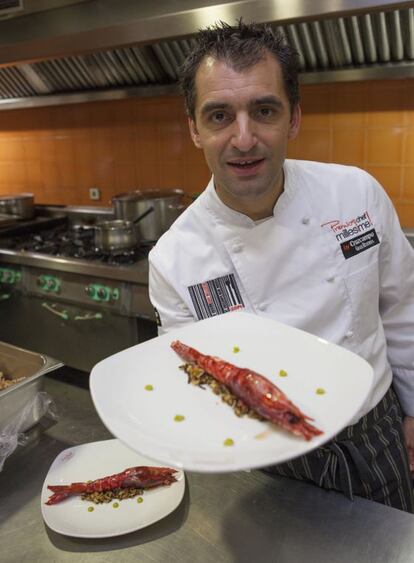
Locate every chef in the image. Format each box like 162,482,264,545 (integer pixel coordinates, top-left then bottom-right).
148,20,414,512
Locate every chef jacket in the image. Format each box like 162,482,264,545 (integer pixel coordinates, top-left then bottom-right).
148,159,414,422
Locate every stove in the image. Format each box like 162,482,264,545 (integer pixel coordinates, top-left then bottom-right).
4,221,152,265
0,207,157,372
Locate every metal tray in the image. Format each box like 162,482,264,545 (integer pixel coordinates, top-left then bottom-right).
0,341,63,432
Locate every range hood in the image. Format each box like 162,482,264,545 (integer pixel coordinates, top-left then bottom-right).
0,0,413,110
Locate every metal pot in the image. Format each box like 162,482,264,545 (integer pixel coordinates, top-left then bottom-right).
94,207,154,252
112,189,188,242
0,193,34,219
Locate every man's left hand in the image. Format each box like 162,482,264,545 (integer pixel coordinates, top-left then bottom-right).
403,416,414,476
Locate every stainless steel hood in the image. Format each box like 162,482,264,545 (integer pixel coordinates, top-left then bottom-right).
0,0,413,110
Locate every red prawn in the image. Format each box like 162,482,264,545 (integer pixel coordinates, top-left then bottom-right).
171,340,323,441
45,466,178,505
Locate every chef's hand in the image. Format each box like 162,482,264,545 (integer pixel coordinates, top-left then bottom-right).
403,416,414,476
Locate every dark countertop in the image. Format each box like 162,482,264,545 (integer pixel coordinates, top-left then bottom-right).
1,368,414,563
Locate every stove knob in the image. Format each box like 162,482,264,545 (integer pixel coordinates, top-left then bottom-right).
47,278,57,291
97,287,110,300
85,285,95,298
37,275,47,289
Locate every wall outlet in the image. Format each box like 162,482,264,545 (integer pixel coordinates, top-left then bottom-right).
89,187,101,201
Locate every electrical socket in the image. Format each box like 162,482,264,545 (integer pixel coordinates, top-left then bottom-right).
89,187,101,201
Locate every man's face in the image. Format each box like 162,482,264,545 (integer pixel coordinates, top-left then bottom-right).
189,52,301,215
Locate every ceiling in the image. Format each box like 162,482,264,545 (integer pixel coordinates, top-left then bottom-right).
0,0,412,109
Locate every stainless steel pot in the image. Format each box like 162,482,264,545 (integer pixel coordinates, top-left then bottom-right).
112,189,188,241
94,207,154,252
0,193,34,219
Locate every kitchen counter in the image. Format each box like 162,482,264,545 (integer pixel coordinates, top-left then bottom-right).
1,369,414,563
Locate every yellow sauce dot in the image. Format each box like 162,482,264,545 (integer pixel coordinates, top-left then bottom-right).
223,438,234,447
137,497,144,503
87,506,94,512
113,502,119,508
174,414,185,422
233,346,240,353
316,388,326,395
279,369,288,377
144,384,154,391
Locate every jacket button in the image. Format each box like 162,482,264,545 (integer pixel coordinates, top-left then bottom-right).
345,330,354,339
232,243,243,253
257,303,266,311
326,276,335,283
301,217,310,225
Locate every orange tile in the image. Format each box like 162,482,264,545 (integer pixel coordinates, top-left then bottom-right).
73,134,93,166
0,161,26,186
71,104,91,131
331,83,367,128
112,128,136,163
366,83,406,127
300,85,332,128
183,138,211,188
54,135,74,162
76,161,97,193
25,160,43,189
394,200,414,228
365,166,402,199
290,129,332,162
22,136,43,160
40,136,57,162
365,128,404,165
41,161,59,203
0,137,24,161
94,157,115,192
286,136,302,160
57,160,78,190
91,131,114,162
404,129,414,164
114,161,138,193
404,81,414,126
332,129,365,165
402,167,414,200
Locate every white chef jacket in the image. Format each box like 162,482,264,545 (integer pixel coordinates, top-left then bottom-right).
148,159,414,421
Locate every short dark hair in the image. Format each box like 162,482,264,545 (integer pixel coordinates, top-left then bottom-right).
179,19,301,120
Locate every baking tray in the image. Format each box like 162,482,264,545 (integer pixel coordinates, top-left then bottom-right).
0,341,63,432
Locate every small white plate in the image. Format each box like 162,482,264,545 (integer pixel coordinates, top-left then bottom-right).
90,312,374,473
41,439,185,538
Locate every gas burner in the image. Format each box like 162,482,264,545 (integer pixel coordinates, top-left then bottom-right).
3,223,153,266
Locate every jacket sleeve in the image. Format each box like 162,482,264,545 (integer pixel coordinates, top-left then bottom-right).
148,256,196,335
376,184,414,416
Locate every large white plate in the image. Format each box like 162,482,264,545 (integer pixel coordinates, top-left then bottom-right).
41,439,185,538
90,312,374,473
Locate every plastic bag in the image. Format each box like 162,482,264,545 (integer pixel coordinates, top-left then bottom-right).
0,391,58,471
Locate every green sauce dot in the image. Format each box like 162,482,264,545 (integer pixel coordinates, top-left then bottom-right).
223,438,234,447
316,388,326,395
137,497,143,503
279,369,288,377
174,414,185,422
144,384,154,391
113,502,119,508
233,346,240,353
87,506,94,512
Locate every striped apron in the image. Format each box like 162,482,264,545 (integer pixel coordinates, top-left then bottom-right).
263,386,414,513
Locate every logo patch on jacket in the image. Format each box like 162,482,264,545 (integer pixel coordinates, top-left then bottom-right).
321,211,380,259
188,273,245,320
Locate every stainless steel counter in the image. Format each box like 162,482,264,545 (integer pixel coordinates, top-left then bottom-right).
1,370,414,563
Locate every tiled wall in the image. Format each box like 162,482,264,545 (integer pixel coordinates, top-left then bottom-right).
0,78,413,226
